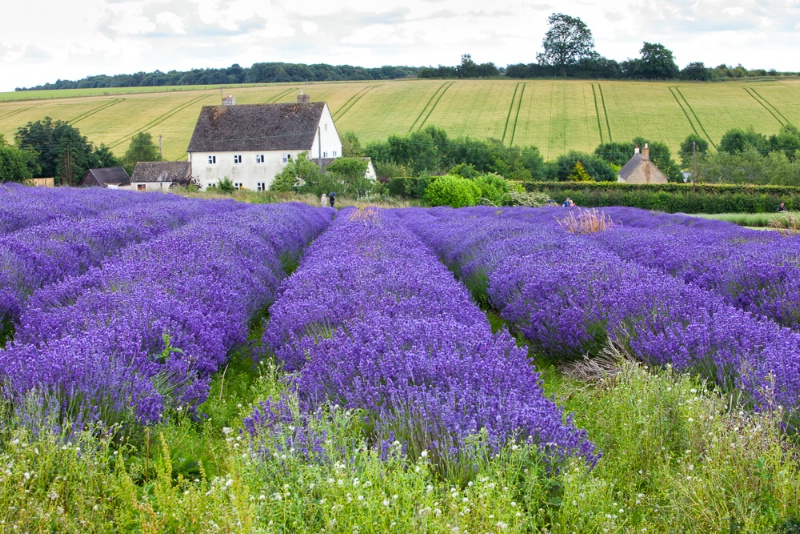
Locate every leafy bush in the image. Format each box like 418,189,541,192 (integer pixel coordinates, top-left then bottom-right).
473,173,518,205
423,175,480,207
217,177,235,194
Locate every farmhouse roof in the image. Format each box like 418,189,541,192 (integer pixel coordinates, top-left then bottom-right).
131,161,192,184
187,102,326,153
618,153,644,180
80,167,130,187
618,144,669,184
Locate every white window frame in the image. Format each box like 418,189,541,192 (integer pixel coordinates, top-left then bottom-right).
208,155,216,165
323,151,328,158
234,182,243,190
257,182,266,192
256,154,265,164
233,154,242,164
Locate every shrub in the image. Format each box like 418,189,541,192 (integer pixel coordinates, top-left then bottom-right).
217,177,235,194
473,173,514,205
423,175,480,207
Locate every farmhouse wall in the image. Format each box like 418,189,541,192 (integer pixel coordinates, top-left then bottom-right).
189,150,307,190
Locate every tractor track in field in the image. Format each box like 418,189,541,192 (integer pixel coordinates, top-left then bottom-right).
743,87,792,127
502,82,526,146
108,94,212,150
266,88,297,103
591,83,613,143
69,99,125,125
333,85,379,122
408,82,454,133
0,104,45,122
669,86,716,148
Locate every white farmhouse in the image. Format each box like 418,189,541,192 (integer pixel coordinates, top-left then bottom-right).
187,97,342,191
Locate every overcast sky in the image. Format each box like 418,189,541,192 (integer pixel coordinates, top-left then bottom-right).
1,0,798,92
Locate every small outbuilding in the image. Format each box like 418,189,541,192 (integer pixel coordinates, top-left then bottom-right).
618,144,669,184
80,167,131,188
131,161,193,191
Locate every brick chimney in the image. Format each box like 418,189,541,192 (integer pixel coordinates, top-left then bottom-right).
642,143,650,161
297,90,311,103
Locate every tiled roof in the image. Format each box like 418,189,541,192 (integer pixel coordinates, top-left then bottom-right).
187,102,325,153
618,153,643,180
82,167,130,186
131,161,192,183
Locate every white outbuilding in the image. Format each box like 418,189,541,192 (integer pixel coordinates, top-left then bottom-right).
186,96,342,191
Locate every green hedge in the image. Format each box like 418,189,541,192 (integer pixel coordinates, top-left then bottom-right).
521,182,800,213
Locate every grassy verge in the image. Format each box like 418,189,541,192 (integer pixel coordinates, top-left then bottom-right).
692,211,799,227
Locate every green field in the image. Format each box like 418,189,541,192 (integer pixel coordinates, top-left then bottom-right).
1,79,799,162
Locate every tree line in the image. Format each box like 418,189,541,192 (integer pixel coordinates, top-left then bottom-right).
15,63,420,92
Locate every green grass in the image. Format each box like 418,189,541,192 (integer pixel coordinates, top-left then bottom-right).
2,78,800,162
693,211,800,227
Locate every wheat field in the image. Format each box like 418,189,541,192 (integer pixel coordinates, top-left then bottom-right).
1,78,798,161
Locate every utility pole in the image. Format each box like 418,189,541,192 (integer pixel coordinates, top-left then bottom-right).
159,135,163,158
692,141,697,193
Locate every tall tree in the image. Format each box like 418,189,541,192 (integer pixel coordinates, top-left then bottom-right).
122,132,161,175
537,13,595,77
15,117,97,186
636,42,679,79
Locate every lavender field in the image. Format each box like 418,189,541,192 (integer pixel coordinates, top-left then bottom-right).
0,185,798,532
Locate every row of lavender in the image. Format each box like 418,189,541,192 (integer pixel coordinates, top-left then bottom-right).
589,207,800,330
248,208,597,467
397,207,800,418
0,196,246,335
0,198,333,426
0,183,170,237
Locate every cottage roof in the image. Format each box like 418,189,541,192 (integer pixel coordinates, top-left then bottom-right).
618,153,643,181
187,102,326,153
131,161,192,183
81,167,130,187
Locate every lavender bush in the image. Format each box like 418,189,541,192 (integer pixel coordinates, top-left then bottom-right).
0,196,245,338
0,182,167,237
253,208,597,472
587,207,800,331
398,206,800,420
0,202,333,427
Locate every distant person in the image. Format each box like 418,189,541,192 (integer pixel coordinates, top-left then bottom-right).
563,197,575,207
321,193,327,207
328,192,336,208
778,202,788,212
